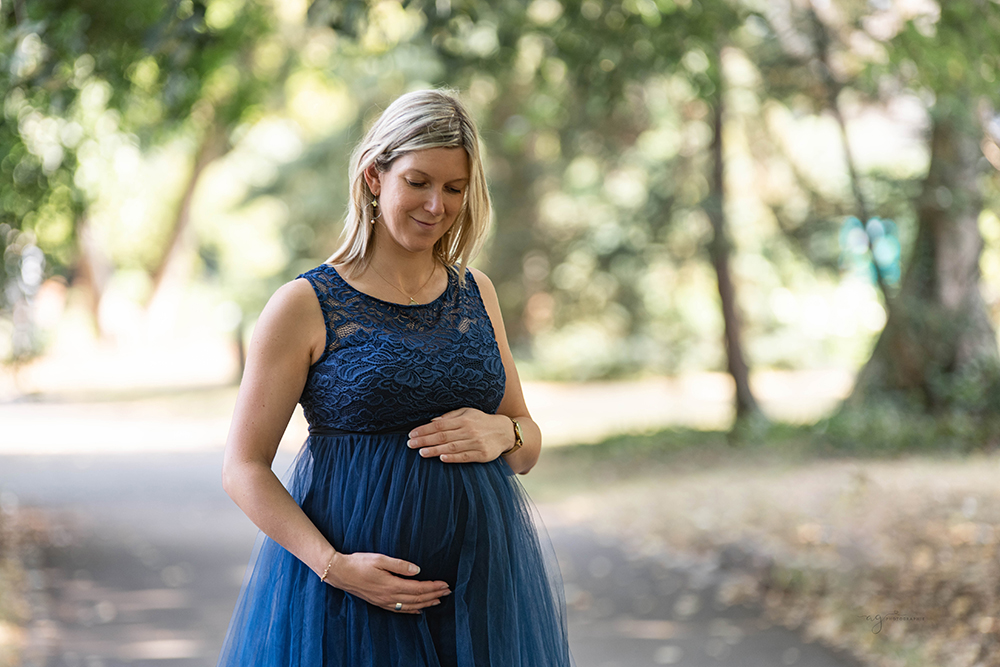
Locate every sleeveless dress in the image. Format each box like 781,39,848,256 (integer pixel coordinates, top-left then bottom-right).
217,263,573,667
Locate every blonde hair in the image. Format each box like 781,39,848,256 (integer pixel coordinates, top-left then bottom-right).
327,89,492,282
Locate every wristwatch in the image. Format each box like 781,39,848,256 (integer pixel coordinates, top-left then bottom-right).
502,417,523,456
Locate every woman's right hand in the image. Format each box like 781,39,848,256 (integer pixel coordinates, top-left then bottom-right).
325,551,451,614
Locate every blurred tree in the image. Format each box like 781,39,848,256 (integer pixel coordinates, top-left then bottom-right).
850,1,1000,413
748,0,1000,418
704,48,762,422
296,0,764,421
1,0,283,341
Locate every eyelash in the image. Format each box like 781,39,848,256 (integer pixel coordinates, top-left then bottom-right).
406,180,463,194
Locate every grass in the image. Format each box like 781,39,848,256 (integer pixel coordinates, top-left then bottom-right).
0,512,27,667
523,418,1000,667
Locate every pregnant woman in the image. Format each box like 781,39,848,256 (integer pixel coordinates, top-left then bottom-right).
217,89,573,666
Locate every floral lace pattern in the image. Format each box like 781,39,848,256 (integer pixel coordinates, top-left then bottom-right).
296,264,506,432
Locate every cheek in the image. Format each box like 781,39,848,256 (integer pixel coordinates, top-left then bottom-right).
389,193,419,213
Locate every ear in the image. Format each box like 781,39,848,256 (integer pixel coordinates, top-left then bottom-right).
363,164,381,197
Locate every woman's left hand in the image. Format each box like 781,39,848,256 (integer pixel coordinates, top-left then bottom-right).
407,408,513,463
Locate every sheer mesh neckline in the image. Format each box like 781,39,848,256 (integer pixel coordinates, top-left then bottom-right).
323,263,456,308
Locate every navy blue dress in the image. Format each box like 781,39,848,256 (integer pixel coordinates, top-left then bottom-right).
217,264,573,667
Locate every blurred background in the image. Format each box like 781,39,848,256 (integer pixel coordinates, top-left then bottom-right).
2,0,1000,665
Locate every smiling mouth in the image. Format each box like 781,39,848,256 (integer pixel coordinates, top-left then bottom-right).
412,217,437,228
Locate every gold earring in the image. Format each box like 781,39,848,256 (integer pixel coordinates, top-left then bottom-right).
371,198,381,225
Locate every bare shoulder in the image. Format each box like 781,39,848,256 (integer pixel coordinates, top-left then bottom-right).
258,278,320,325
468,267,499,307
252,277,325,364
467,267,508,342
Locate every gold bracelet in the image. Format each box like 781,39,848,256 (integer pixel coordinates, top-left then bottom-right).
320,552,337,582
502,417,523,455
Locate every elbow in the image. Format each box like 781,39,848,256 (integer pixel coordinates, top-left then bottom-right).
519,458,539,475
222,455,271,500
517,431,542,474
516,447,541,475
221,458,241,500
221,466,234,499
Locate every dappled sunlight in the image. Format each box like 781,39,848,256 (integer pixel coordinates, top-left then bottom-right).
3,0,1000,665
541,452,1000,666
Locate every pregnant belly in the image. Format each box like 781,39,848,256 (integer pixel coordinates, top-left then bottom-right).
295,434,514,584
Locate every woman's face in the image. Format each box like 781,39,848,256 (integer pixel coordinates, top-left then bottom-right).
367,146,469,256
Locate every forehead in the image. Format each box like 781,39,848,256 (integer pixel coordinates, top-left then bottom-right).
392,147,469,181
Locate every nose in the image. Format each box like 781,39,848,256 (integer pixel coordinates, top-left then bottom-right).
425,189,445,217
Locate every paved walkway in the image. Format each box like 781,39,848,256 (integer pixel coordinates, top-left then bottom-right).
1,451,860,667
0,370,852,455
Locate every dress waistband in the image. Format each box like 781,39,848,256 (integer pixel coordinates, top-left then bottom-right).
308,421,427,438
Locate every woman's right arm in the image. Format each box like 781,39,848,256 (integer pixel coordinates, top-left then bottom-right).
221,278,450,613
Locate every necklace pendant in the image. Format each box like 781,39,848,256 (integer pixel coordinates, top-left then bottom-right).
409,298,417,305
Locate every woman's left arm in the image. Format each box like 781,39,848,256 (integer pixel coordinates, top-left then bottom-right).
406,268,541,474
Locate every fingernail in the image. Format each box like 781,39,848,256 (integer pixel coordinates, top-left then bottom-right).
408,430,416,437
409,564,419,574
432,599,441,605
406,440,415,448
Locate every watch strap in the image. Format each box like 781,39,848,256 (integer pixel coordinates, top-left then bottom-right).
502,417,523,455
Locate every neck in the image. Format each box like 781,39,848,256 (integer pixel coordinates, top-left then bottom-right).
366,244,440,292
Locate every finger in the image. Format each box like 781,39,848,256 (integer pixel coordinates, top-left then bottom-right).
380,557,422,577
396,586,452,604
414,441,451,457
409,415,465,438
408,431,449,449
421,446,488,463
389,599,444,614
418,438,490,459
415,440,477,458
391,578,452,598
408,419,464,443
407,422,440,439
438,450,485,463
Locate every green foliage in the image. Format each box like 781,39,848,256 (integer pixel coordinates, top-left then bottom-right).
885,0,1000,111
1,9,89,284
815,400,1000,456
928,358,1000,416
3,0,999,392
0,0,288,362
279,0,786,378
531,407,996,489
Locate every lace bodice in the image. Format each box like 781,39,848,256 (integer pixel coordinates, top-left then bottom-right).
296,264,506,432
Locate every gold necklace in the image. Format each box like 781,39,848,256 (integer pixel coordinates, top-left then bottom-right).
369,264,438,305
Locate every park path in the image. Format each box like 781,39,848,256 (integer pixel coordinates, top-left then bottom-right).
0,449,862,667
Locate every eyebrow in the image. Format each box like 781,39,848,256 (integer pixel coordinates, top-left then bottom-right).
406,169,469,185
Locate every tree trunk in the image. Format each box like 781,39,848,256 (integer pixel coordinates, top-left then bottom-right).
851,105,998,408
705,86,762,422
808,8,892,304
147,121,227,307
72,215,113,337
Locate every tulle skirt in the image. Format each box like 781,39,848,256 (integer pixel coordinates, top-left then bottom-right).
217,433,573,666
